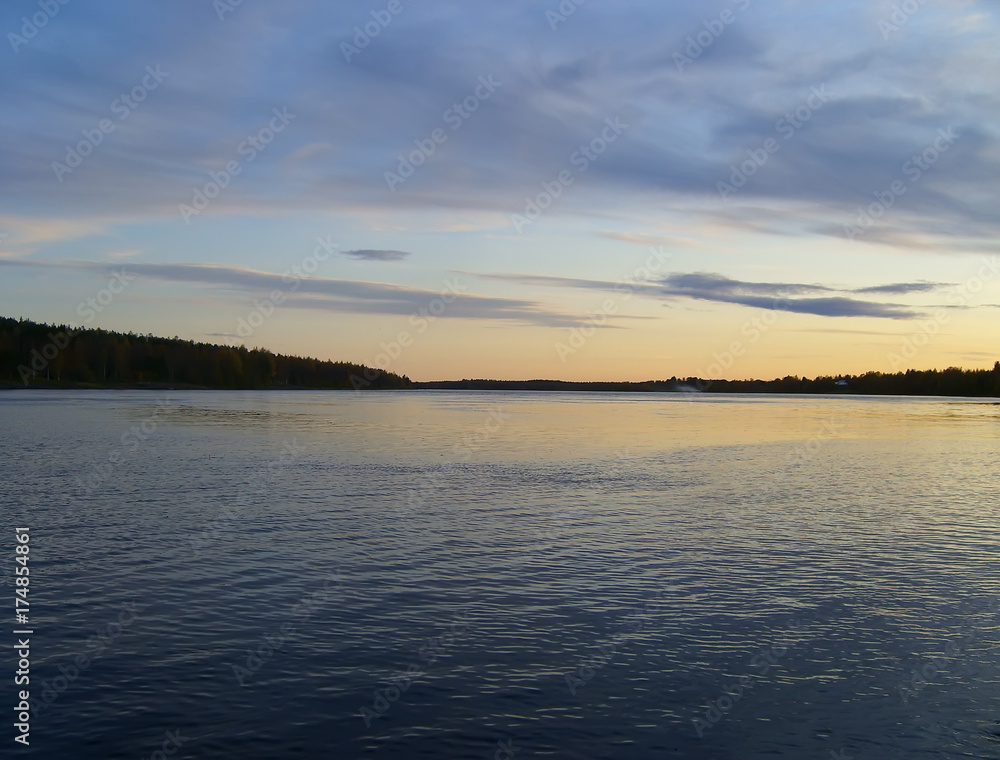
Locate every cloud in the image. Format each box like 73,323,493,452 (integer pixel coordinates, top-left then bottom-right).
343,249,411,261
0,0,995,256
475,270,954,319
853,282,943,295
678,292,919,319
0,216,108,250
662,272,834,297
472,271,661,295
657,273,926,319
0,258,595,328
596,230,711,251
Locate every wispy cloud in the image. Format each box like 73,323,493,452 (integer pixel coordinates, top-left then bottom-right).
662,273,834,297
596,230,711,251
0,258,592,328
343,249,411,262
638,272,929,319
0,216,108,250
853,282,943,295
475,270,954,319
472,271,662,296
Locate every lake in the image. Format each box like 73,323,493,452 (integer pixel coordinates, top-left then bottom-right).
1,390,999,759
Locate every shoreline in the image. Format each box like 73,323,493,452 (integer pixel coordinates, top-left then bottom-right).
2,382,998,400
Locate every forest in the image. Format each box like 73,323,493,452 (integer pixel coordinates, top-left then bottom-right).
0,317,411,389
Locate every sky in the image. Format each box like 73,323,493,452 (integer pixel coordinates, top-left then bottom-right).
1,0,998,382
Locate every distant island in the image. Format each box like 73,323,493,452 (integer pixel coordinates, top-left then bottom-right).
2,317,998,397
414,373,1000,396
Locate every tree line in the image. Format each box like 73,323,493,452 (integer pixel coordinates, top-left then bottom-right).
416,364,1000,397
3,316,997,396
685,366,1000,397
0,317,411,389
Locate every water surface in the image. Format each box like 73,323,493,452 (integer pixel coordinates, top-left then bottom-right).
1,391,999,759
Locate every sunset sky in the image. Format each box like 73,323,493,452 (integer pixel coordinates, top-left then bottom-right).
1,0,998,381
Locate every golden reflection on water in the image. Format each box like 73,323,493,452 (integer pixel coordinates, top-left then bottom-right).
163,391,999,464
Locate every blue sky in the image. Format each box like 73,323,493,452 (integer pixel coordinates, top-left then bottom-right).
1,0,998,380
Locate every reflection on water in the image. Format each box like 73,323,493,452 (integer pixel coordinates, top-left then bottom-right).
1,390,999,759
